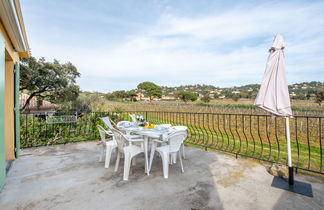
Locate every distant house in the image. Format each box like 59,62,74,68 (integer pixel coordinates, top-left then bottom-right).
290,92,297,97
135,93,163,101
161,96,176,100
210,89,222,95
219,95,226,99
232,90,240,94
20,93,59,114
134,93,144,101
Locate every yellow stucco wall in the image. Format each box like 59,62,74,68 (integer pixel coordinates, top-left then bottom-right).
1,20,20,160
4,61,14,160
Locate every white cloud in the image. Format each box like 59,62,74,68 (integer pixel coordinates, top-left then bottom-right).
28,1,324,91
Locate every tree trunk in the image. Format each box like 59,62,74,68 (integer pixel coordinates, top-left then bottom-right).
21,89,46,111
21,93,36,111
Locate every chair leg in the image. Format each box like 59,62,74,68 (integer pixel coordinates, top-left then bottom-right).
105,146,113,168
160,151,169,179
123,153,132,181
178,151,184,173
149,142,156,171
99,146,105,162
172,153,177,164
182,143,186,159
114,152,121,172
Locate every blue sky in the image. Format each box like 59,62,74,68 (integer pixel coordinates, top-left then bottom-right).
22,0,324,92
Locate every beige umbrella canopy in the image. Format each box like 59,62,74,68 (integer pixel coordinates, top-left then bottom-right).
254,34,292,117
254,34,294,185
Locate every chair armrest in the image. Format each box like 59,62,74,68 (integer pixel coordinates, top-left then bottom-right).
110,119,117,126
104,130,113,136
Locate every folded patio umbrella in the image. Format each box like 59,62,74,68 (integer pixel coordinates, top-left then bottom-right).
254,34,294,184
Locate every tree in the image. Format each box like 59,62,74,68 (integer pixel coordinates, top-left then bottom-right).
20,56,80,110
72,95,92,113
232,94,240,102
128,91,137,101
201,94,211,103
112,90,128,99
314,89,324,106
178,91,198,102
106,90,136,101
137,82,162,101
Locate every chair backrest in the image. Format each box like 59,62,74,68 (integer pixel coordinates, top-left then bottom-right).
110,128,128,153
100,117,114,130
167,130,187,152
129,114,137,123
116,121,135,128
97,125,107,144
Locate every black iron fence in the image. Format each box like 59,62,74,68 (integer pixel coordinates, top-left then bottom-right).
20,111,323,175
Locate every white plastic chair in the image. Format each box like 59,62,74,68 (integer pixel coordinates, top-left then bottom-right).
116,120,136,129
100,117,141,139
155,131,187,178
129,114,137,124
148,132,169,171
100,117,115,130
111,128,145,181
170,126,188,160
129,114,145,124
148,124,175,170
97,125,117,168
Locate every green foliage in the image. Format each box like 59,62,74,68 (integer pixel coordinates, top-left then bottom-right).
59,92,107,112
232,94,240,102
106,90,138,101
20,56,80,110
73,95,93,113
112,106,125,113
128,91,137,101
137,81,162,101
178,91,198,102
107,90,128,100
314,88,324,106
200,94,211,103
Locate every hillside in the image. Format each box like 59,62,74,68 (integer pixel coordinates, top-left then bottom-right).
161,81,324,100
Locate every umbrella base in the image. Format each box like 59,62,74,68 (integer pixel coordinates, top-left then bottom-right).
271,176,313,197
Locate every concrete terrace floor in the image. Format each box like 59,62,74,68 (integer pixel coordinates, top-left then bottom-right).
0,141,323,210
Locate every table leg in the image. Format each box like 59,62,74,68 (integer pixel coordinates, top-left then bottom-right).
144,136,149,176
149,141,156,172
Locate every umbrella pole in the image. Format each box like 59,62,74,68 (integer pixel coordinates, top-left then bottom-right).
272,117,312,197
285,117,294,185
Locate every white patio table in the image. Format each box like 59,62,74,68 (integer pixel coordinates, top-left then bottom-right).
117,125,173,176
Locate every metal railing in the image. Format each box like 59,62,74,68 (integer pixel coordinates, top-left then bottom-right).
20,111,323,175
